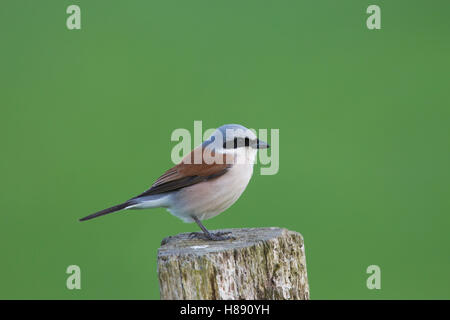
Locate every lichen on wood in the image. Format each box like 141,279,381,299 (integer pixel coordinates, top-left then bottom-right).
157,227,309,300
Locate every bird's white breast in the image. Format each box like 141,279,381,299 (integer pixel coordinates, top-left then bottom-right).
167,163,254,222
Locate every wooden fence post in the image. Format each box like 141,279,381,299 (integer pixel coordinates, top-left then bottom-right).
157,227,309,300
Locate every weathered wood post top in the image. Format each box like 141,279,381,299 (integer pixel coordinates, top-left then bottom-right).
157,227,309,300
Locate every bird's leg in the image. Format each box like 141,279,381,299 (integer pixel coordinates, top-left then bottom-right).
190,216,234,241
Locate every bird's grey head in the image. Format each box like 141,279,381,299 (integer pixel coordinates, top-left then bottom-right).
202,124,269,154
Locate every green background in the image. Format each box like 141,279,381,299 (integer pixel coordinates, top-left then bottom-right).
1,0,449,299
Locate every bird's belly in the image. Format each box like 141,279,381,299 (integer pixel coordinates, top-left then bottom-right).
168,164,253,222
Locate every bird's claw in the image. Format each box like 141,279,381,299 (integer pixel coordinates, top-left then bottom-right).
188,231,235,241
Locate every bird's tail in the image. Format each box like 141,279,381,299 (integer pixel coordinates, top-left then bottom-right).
79,202,130,221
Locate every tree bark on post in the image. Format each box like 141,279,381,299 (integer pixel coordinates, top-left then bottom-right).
157,227,309,300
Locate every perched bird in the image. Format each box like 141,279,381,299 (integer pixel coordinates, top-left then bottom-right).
80,124,269,240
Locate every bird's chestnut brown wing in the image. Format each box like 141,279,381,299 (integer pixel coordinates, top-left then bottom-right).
131,149,233,199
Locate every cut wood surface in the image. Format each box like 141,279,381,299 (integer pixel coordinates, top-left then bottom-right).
157,227,309,300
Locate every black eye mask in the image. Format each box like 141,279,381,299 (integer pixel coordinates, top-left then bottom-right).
223,137,257,149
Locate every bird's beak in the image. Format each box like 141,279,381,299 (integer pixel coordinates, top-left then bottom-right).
256,139,270,149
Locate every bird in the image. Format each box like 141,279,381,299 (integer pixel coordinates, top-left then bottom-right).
79,124,269,241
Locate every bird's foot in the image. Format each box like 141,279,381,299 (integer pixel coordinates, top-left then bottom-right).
188,231,235,241
208,231,235,241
